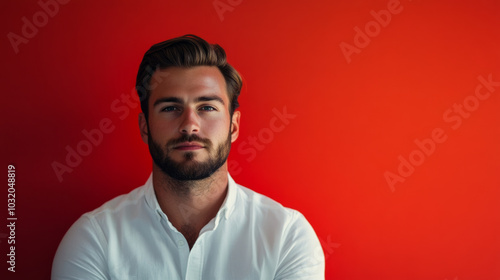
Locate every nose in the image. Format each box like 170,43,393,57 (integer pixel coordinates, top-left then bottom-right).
179,108,200,134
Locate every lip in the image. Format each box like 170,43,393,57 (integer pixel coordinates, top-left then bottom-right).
173,142,204,150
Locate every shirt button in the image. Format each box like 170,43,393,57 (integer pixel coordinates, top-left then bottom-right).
177,240,184,246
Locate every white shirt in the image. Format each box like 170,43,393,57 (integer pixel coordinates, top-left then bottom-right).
52,173,325,279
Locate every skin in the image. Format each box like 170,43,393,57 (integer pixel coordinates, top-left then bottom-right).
138,66,241,248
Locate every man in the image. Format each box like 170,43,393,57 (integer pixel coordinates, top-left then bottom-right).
52,34,325,279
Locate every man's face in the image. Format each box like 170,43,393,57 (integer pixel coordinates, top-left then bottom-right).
139,66,240,181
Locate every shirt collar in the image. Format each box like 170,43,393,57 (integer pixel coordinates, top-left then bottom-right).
144,172,237,221
143,173,162,220
221,173,237,220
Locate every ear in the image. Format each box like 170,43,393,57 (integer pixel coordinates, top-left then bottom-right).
138,112,149,144
230,111,241,143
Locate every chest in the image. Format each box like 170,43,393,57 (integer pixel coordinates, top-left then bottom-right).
105,221,279,280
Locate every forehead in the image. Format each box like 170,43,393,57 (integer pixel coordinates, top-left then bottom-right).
149,66,228,102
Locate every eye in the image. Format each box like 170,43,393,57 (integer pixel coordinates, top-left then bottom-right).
199,105,216,111
161,106,179,112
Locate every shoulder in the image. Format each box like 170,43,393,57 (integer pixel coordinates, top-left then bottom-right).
58,181,151,250
52,182,151,279
231,181,325,279
233,182,308,231
84,185,148,220
59,183,149,244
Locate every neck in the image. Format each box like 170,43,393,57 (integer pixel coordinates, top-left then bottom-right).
152,163,229,248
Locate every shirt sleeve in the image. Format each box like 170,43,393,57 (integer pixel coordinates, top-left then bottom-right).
274,211,325,280
52,215,109,280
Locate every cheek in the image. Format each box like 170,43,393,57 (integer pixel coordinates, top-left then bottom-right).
148,119,177,139
201,118,230,138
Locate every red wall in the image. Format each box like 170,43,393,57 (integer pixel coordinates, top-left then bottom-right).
1,0,499,279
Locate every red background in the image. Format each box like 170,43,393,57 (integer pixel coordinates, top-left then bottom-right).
1,0,499,279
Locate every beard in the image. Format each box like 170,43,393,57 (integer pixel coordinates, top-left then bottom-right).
148,129,231,181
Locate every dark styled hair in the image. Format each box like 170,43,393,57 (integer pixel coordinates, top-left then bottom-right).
135,34,242,120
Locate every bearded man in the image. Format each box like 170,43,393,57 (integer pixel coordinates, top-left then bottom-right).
52,34,325,280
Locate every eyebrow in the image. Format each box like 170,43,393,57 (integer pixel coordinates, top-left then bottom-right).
153,97,183,107
153,95,225,107
195,95,225,105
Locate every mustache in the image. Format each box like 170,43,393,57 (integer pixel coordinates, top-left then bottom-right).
167,134,212,148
